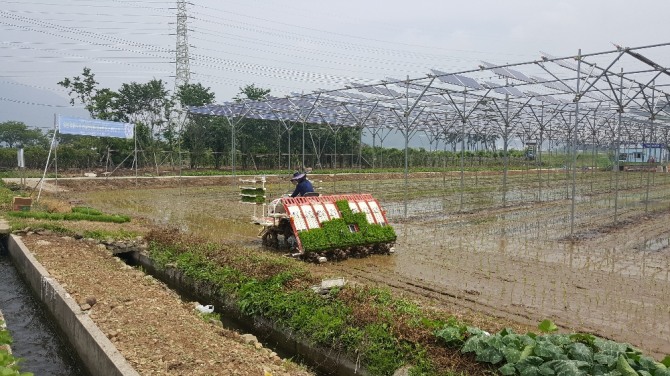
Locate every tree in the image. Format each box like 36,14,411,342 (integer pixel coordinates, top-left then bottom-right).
234,84,270,102
0,121,47,147
177,82,215,107
177,83,220,168
116,79,171,141
58,67,99,117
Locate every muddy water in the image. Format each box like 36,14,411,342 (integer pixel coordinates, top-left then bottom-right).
72,170,670,359
0,256,86,376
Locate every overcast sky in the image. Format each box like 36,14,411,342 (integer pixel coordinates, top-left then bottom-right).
2,0,670,135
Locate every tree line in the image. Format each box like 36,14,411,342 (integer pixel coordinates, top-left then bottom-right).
0,68,539,172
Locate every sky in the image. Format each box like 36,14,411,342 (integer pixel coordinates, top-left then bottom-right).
2,0,670,148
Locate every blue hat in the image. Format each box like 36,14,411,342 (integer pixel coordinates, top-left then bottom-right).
290,171,306,181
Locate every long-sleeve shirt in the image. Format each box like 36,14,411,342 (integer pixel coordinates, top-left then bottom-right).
291,179,314,197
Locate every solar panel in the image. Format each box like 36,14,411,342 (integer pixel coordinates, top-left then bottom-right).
629,109,651,117
354,86,380,95
525,91,561,105
534,78,572,92
540,51,589,74
481,61,534,84
457,75,485,90
431,69,484,90
506,86,525,97
509,68,532,83
582,91,609,102
485,81,512,96
481,62,510,79
483,82,529,98
433,70,462,86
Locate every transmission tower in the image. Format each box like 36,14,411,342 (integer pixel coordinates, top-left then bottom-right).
174,0,190,91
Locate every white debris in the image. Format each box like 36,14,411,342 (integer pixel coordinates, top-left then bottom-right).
321,277,346,289
195,304,214,314
311,277,346,294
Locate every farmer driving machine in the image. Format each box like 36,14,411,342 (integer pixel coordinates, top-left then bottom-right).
241,176,397,262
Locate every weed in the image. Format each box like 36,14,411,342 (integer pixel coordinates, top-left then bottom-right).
7,210,130,223
144,231,461,375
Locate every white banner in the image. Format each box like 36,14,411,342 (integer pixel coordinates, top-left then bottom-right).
58,116,134,139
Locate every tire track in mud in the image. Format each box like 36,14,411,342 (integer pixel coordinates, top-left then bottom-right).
314,247,670,360
313,185,670,359
312,261,539,332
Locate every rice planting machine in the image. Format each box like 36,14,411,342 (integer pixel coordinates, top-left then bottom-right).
241,177,396,261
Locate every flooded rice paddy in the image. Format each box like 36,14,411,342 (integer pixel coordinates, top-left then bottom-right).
70,169,670,359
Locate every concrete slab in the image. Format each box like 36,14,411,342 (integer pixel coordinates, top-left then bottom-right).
0,219,9,235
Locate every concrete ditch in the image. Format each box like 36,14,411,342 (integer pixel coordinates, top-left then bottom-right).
1,225,368,376
123,250,367,376
3,234,139,376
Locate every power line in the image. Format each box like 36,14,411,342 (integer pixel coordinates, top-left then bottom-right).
189,3,528,60
0,97,71,107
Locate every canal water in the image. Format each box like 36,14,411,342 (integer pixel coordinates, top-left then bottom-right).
0,254,87,376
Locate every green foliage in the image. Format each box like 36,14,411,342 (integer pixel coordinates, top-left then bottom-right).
7,220,73,235
299,200,397,252
0,121,46,148
176,83,215,107
70,206,104,216
81,228,140,241
239,186,265,204
240,195,265,204
357,323,404,376
7,210,130,223
453,323,669,376
0,326,11,346
0,322,34,376
198,311,221,323
435,317,470,346
234,84,271,102
0,147,49,171
239,188,265,195
538,319,558,333
0,182,16,210
146,240,441,375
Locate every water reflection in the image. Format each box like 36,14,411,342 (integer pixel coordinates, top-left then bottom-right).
0,257,86,376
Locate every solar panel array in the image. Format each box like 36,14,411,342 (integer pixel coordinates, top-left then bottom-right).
188,43,670,145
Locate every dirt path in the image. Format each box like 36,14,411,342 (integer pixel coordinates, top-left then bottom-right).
18,231,313,376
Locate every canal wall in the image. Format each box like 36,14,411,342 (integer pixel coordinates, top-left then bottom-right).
3,234,138,376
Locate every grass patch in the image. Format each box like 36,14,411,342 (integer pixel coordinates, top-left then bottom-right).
145,229,476,375
7,210,130,223
80,228,140,241
7,219,73,235
71,206,104,216
146,228,669,375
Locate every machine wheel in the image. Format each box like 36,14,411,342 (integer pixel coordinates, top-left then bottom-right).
261,226,279,249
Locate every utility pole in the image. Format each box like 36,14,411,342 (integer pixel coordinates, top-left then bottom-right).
174,0,190,181
175,0,190,91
